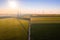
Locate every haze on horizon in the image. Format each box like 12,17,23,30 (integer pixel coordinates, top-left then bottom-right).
0,0,60,15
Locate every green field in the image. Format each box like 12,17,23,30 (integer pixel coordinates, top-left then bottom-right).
0,18,29,40
0,17,60,40
31,23,60,40
30,17,60,40
31,17,60,23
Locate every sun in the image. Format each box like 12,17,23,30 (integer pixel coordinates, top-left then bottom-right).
8,0,17,9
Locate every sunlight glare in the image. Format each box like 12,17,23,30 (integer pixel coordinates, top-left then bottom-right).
8,0,17,9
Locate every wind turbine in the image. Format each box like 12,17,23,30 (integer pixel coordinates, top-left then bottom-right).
8,0,30,40
8,0,19,18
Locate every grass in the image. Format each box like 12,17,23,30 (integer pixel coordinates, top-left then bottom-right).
31,17,60,23
30,17,60,40
0,18,29,40
31,23,60,40
0,17,60,40
18,19,29,31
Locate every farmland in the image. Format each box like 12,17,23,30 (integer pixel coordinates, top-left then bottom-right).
0,18,29,40
0,15,60,40
30,16,60,40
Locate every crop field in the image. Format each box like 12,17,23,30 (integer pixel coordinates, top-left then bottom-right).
0,18,29,40
30,17,60,40
0,16,60,40
31,17,60,23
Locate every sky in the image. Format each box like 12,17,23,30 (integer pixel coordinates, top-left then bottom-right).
0,0,60,14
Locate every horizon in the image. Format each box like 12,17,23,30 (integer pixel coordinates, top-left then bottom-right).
0,0,60,15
